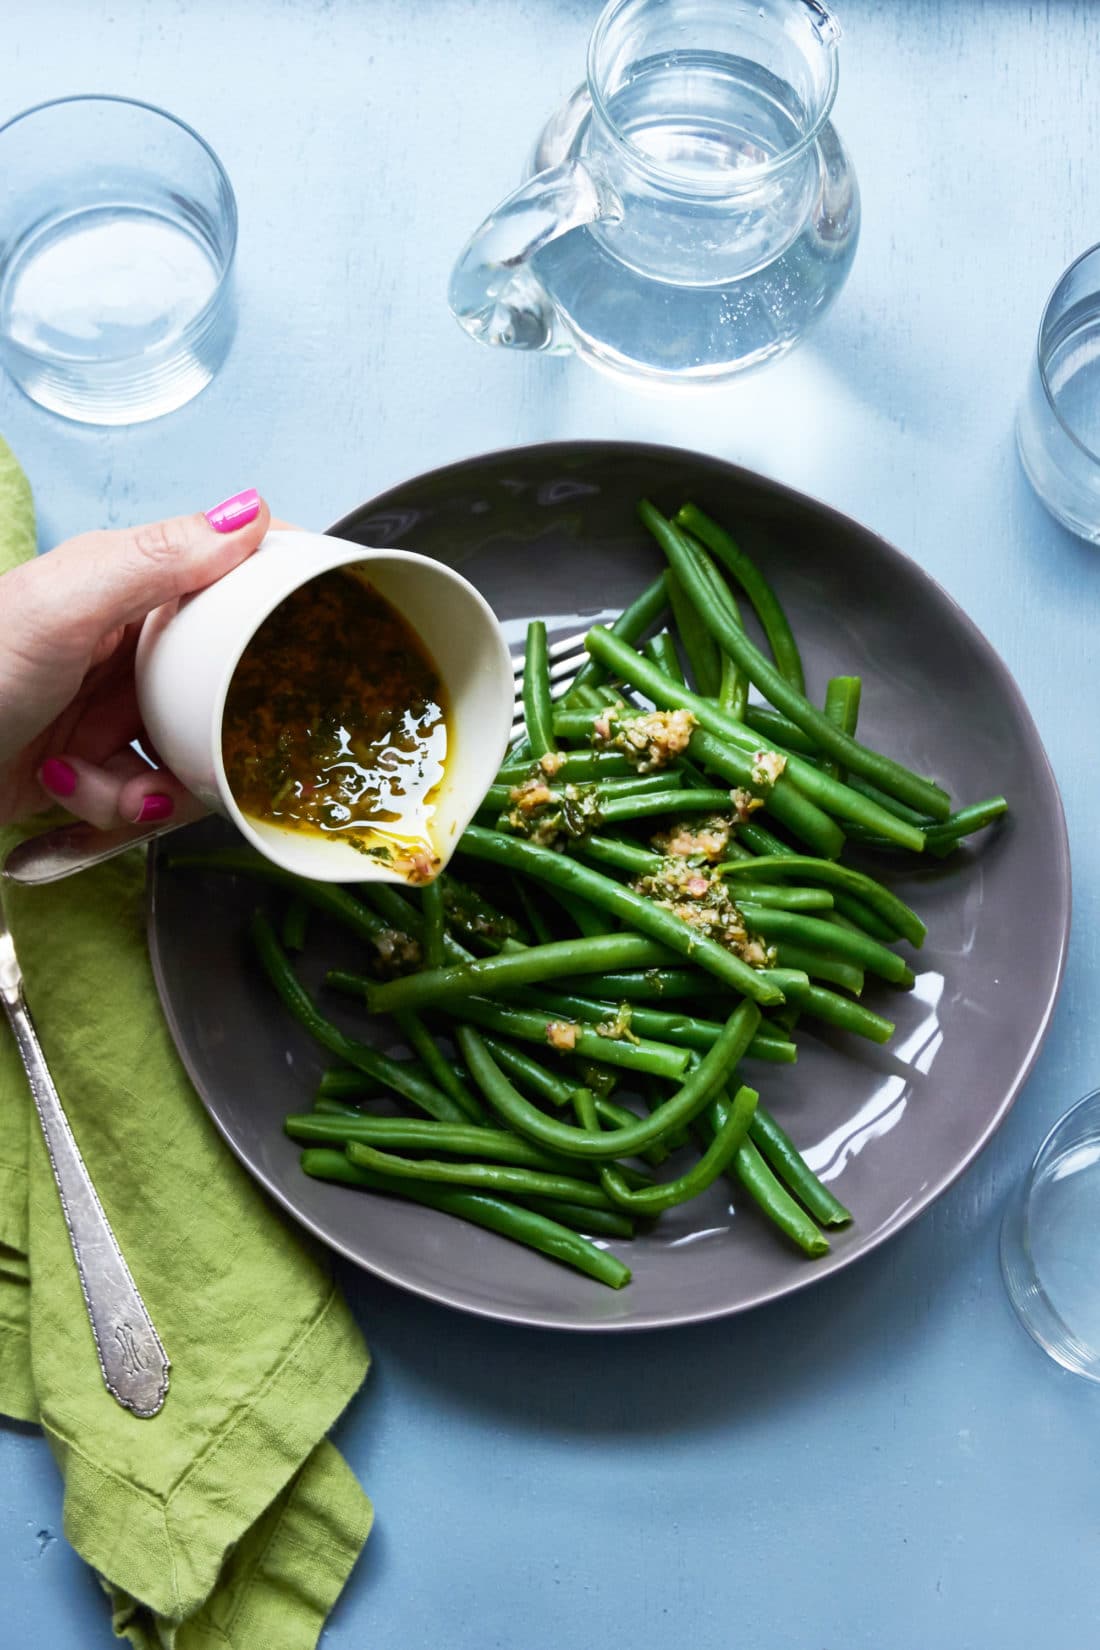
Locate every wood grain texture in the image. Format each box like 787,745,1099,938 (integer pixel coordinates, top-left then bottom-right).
2,3,1098,1647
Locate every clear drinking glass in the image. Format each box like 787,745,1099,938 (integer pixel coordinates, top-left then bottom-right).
1016,243,1100,541
0,96,237,425
448,0,859,383
1001,1090,1100,1382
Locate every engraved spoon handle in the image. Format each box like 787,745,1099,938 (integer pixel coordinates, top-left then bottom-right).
1,987,170,1418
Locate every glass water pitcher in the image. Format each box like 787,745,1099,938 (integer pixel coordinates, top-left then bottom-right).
448,0,859,383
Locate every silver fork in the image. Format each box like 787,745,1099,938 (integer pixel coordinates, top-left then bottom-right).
2,630,594,887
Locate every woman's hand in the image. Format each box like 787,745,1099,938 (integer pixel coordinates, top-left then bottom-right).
0,490,271,828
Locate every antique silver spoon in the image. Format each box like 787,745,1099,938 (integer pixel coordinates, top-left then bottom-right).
0,887,169,1417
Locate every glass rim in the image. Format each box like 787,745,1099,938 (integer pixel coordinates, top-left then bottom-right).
585,0,840,196
1023,1084,1100,1180
1036,238,1100,466
0,93,238,369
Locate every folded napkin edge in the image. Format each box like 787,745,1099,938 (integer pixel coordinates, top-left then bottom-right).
44,1278,370,1621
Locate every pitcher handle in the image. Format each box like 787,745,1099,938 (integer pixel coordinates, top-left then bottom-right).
448,159,619,353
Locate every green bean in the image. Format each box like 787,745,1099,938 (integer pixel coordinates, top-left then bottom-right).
718,854,926,947
552,966,726,1002
286,1113,591,1174
363,932,673,1016
762,970,894,1043
747,1109,852,1227
541,884,618,938
480,1037,666,1160
735,824,903,943
325,969,374,1000
519,1198,636,1240
560,937,857,996
544,968,819,1047
568,683,609,711
478,1035,575,1105
318,1069,376,1102
562,570,669,706
719,651,749,722
421,878,446,968
495,771,686,814
727,884,835,912
848,796,1007,858
250,911,471,1125
686,728,846,859
579,635,927,852
637,503,952,820
363,882,470,963
576,1084,758,1214
282,893,310,953
313,1096,364,1121
522,620,557,757
168,846,412,952
743,705,819,755
822,675,861,781
675,503,806,692
455,1002,760,1159
511,874,555,945
439,872,526,952
510,985,799,1064
300,1149,631,1289
393,1009,488,1124
667,568,722,696
345,1142,621,1211
644,630,686,685
575,834,661,876
587,1095,671,1164
729,1130,829,1257
675,541,751,718
598,787,735,824
459,826,785,1005
443,995,691,1080
314,1040,484,1118
597,772,687,800
771,944,865,996
497,750,635,783
743,906,915,988
923,797,1008,857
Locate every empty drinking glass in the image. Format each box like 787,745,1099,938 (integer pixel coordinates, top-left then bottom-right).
1001,1089,1100,1383
1017,243,1100,541
0,96,237,425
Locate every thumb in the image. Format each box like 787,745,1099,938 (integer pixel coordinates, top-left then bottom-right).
27,489,272,651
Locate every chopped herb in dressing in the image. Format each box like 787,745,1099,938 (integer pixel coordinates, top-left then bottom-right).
221,568,447,882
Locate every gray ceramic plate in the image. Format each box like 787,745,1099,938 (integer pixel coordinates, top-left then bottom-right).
148,442,1070,1331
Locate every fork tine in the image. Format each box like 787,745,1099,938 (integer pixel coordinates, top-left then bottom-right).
513,648,589,692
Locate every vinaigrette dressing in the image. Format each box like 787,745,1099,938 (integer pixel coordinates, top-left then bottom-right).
221,568,447,881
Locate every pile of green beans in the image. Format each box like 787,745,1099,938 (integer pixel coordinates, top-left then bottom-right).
169,497,1009,1293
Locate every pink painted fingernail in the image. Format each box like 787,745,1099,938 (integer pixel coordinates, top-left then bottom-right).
205,488,261,533
136,794,174,823
40,758,77,798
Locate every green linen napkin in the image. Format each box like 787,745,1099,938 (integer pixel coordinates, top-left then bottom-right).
0,437,373,1648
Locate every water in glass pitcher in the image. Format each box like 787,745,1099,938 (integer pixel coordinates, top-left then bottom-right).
528,55,858,380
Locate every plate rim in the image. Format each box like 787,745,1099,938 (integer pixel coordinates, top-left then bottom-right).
148,439,1072,1331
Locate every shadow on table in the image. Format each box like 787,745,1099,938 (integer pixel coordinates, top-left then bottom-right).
333,1202,947,1448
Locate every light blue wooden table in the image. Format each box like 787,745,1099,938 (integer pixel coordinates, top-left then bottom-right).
3,3,1098,1645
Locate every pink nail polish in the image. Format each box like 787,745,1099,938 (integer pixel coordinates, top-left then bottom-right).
40,757,77,798
136,794,174,823
205,488,261,533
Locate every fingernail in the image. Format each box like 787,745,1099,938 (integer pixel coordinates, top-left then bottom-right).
135,794,174,823
40,758,77,798
205,488,261,533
